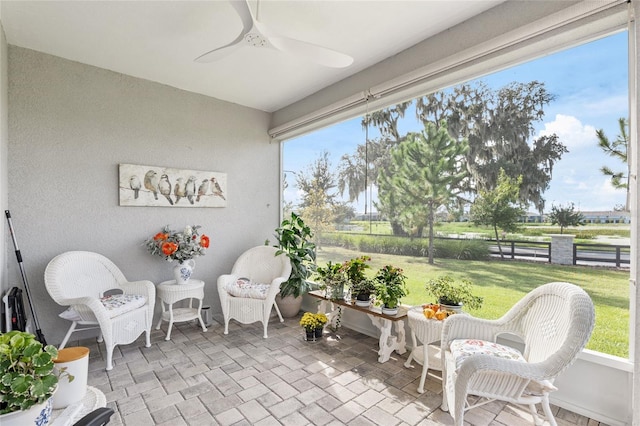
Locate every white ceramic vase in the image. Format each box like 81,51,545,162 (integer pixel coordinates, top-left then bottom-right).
173,259,195,284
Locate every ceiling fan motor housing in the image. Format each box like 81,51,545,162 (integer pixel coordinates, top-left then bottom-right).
244,33,268,48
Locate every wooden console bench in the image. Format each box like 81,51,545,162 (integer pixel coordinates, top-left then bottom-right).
308,290,408,363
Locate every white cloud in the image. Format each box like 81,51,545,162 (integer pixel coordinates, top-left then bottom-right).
575,178,625,211
580,95,628,117
545,173,625,212
537,114,597,151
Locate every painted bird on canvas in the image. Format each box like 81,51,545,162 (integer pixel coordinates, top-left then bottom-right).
185,176,197,205
129,175,141,199
144,170,159,200
196,179,210,202
174,177,186,204
158,174,174,205
211,177,226,200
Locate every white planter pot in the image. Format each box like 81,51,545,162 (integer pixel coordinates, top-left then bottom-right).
53,347,89,409
275,294,303,318
381,305,399,315
0,395,54,426
354,299,371,307
439,303,463,313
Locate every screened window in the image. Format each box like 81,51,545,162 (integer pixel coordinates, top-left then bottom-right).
282,31,630,358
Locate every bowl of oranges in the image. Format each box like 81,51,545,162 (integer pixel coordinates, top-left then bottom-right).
421,303,455,321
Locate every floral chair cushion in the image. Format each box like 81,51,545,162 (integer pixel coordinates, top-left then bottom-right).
449,338,557,395
100,294,147,318
450,339,526,370
59,293,147,321
224,277,270,300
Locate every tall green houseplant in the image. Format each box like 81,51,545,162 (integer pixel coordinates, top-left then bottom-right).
275,212,316,298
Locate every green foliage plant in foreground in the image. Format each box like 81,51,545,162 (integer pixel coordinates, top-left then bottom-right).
0,331,62,414
317,245,630,358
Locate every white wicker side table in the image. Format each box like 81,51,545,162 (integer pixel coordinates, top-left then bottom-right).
404,306,444,393
156,279,207,340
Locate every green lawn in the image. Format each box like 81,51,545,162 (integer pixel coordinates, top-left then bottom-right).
316,245,630,358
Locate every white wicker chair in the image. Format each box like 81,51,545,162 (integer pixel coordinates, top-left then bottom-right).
217,246,292,338
44,251,155,370
440,282,595,426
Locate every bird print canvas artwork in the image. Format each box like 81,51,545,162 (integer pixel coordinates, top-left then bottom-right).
119,164,227,207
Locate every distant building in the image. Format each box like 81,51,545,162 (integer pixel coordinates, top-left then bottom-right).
354,212,384,221
580,210,630,224
521,212,543,223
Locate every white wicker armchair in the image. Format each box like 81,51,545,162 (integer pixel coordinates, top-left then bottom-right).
440,282,595,426
217,246,292,338
44,251,155,371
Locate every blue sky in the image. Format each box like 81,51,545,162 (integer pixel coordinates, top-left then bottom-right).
283,31,629,214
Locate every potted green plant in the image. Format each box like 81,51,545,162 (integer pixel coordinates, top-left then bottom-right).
350,277,377,307
0,331,71,425
315,261,348,301
342,255,371,284
425,274,483,312
274,212,316,317
374,265,409,315
316,256,372,301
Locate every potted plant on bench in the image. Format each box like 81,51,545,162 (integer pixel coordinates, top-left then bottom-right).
350,277,377,307
342,255,371,285
374,265,408,315
316,261,348,301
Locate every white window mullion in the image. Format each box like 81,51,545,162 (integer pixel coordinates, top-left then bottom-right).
629,0,640,423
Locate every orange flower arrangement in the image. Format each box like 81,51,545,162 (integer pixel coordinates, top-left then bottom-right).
145,225,209,263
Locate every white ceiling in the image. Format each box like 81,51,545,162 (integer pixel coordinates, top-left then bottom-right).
0,0,504,113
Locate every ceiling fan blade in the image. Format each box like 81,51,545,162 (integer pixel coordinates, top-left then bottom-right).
195,42,244,63
228,0,254,34
267,35,353,68
195,0,254,63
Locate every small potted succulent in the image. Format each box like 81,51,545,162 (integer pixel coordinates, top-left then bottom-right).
425,274,483,312
374,265,409,315
0,331,72,425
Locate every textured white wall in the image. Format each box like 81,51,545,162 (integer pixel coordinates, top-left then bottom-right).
7,46,279,345
0,18,8,325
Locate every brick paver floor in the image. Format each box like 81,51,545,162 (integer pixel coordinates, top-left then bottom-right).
75,313,607,426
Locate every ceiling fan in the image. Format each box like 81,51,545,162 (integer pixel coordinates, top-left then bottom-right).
195,0,354,68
